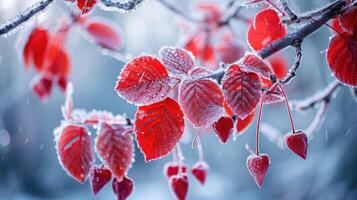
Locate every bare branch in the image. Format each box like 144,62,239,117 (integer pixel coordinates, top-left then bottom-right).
290,80,342,111
305,101,328,139
155,0,203,23
100,0,145,11
280,0,297,21
218,0,242,26
280,40,302,85
0,0,54,36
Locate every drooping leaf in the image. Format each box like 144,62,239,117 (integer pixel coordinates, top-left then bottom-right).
90,165,112,195
222,64,262,119
179,79,224,128
77,0,97,14
170,174,189,200
191,161,208,185
213,116,234,144
246,154,270,188
327,32,357,86
264,84,284,104
240,53,273,80
95,123,134,181
23,27,49,70
159,47,195,75
112,176,134,200
56,125,94,183
83,17,122,50
247,9,287,51
115,56,180,105
236,110,256,135
135,98,185,161
164,162,187,179
30,75,53,101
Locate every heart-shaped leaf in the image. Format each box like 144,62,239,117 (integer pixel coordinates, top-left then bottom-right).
246,154,270,188
213,116,234,144
112,176,134,200
90,165,112,195
284,130,308,159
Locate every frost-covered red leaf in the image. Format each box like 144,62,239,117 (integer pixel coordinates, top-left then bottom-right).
90,165,112,195
189,67,213,77
159,47,195,75
56,125,94,183
246,154,270,188
213,116,234,144
95,123,134,181
83,18,122,50
264,84,284,104
135,98,185,161
23,27,49,70
164,162,187,179
327,32,357,86
236,110,256,135
222,64,262,119
170,174,189,200
179,79,224,127
115,56,179,105
240,53,273,80
112,176,134,200
285,130,308,160
69,0,97,14
247,9,287,51
191,161,208,185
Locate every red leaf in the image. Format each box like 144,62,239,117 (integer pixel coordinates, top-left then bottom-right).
179,79,224,127
23,27,49,70
188,67,213,77
264,84,284,104
197,3,222,25
240,53,273,80
170,175,188,200
246,154,270,188
213,116,234,144
184,32,216,68
30,75,53,101
84,18,122,50
135,98,185,161
247,9,287,51
112,176,134,200
284,130,308,160
56,125,94,183
267,54,288,80
77,0,97,14
164,162,187,179
236,110,256,135
223,100,235,117
46,46,71,78
215,33,245,64
331,16,344,34
340,8,357,35
191,161,208,185
115,56,179,105
327,33,357,86
90,165,112,195
159,47,195,75
95,123,134,181
222,64,262,119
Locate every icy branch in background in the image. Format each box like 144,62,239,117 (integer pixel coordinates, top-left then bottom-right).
218,0,242,26
280,0,297,21
0,0,54,36
100,0,145,11
260,123,285,149
290,80,341,112
305,102,328,140
156,0,203,23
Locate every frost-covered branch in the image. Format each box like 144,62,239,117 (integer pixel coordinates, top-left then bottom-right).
305,101,328,139
290,80,342,111
280,40,302,85
0,0,54,36
100,0,145,11
207,0,349,83
155,0,203,23
280,0,297,21
218,0,242,26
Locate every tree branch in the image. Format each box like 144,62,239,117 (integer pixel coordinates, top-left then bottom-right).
100,0,145,11
280,40,302,85
207,0,348,84
155,0,203,23
0,0,54,36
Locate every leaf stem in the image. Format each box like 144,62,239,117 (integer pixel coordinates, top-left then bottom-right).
279,84,296,133
256,91,267,155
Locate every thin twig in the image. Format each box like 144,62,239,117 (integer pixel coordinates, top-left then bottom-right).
280,40,302,85
0,0,54,36
156,0,203,23
305,101,328,139
280,0,297,21
100,0,145,11
290,80,342,111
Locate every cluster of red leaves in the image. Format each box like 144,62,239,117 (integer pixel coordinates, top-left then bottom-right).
182,3,246,69
327,7,357,86
23,15,122,101
55,87,134,199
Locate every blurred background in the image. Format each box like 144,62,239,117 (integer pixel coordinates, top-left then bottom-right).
0,0,357,199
